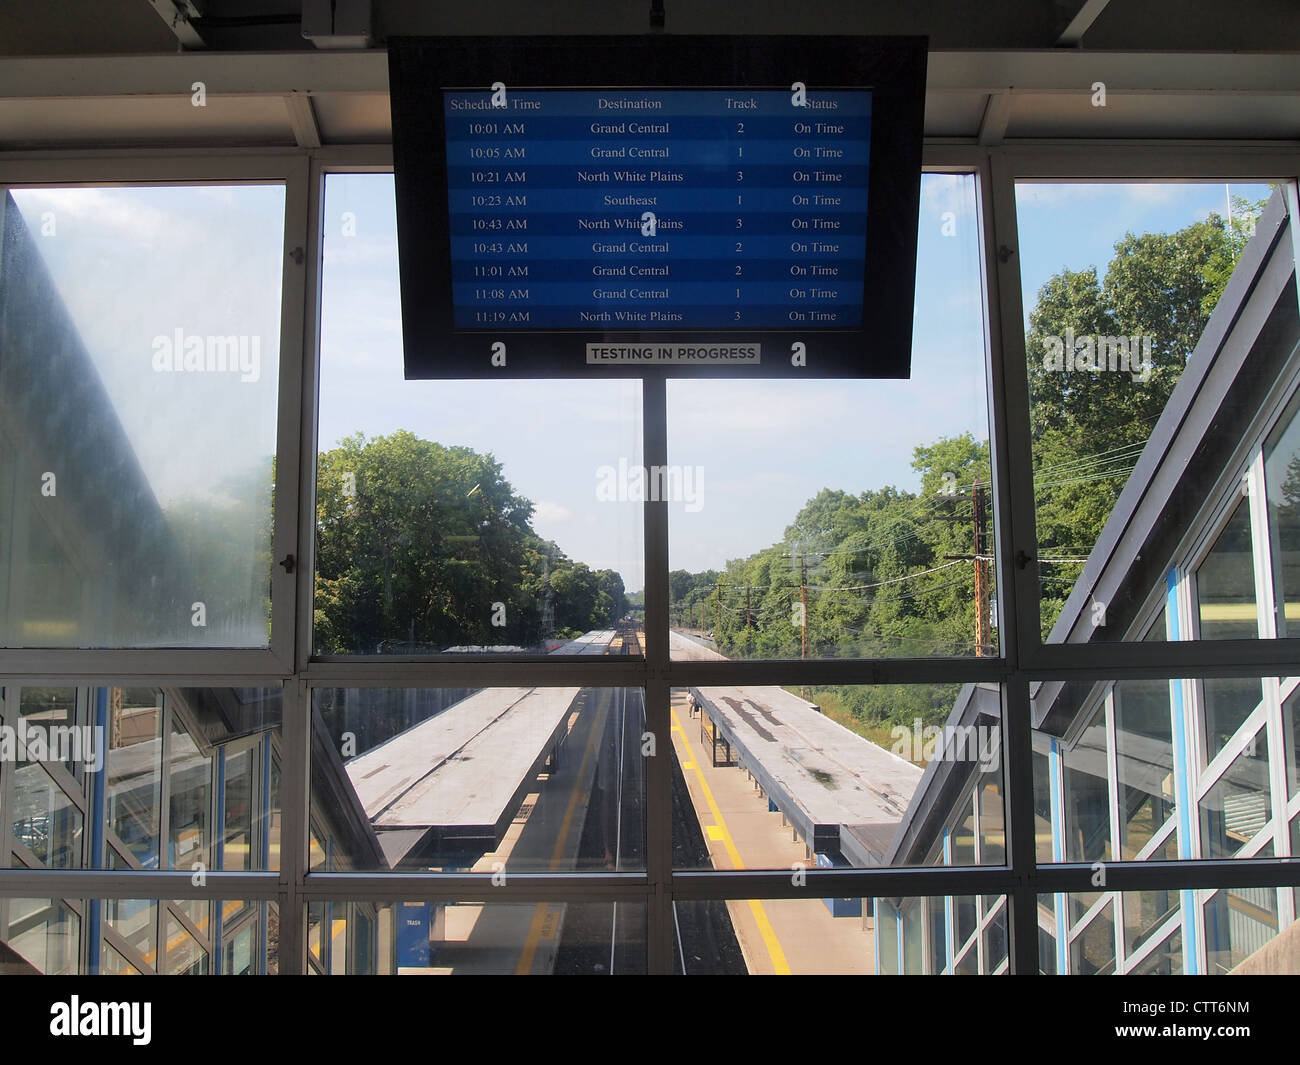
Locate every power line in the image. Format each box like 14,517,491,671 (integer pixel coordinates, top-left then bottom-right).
1033,466,1138,492
1033,437,1148,476
806,558,966,592
856,575,972,604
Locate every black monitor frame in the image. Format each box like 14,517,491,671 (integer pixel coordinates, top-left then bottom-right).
389,35,927,379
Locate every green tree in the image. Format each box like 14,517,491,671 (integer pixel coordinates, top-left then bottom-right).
1025,200,1269,634
314,430,622,652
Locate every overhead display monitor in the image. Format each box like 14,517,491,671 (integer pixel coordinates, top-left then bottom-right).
389,35,927,378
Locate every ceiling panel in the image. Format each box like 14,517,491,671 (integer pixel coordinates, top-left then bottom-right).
312,93,391,144
0,0,179,56
1006,92,1300,141
0,96,296,150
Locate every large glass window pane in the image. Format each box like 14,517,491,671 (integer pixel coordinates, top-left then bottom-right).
105,898,155,967
666,900,745,974
954,893,977,952
2,685,281,874
1035,672,1289,865
1113,678,1177,859
1041,892,1186,974
1017,181,1296,645
1200,730,1272,858
925,894,946,974
901,899,923,974
222,748,253,872
870,896,1008,975
0,185,284,648
168,715,211,878
1264,390,1300,636
308,899,646,975
1196,501,1258,639
1069,891,1104,930
670,683,1003,871
8,765,81,868
222,923,255,975
1284,685,1300,800
978,771,1005,864
268,753,281,872
1292,812,1300,917
1032,750,1054,863
982,897,1008,971
16,688,80,776
311,683,645,873
667,173,994,660
670,896,879,975
952,806,976,868
104,687,162,869
1202,676,1264,765
1,898,269,976
1122,889,1179,960
2,899,80,975
1036,898,1058,975
1130,927,1183,975
99,944,140,976
1060,706,1111,863
1069,897,1116,975
1203,886,1281,974
315,173,641,655
876,899,899,975
165,911,209,975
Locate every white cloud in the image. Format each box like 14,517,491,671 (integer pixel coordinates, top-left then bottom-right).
532,500,573,524
13,186,204,248
920,173,977,222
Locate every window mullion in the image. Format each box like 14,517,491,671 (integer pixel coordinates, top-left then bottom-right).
983,148,1039,669
641,375,673,974
278,679,310,974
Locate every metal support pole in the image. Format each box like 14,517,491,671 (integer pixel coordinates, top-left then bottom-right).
642,374,674,975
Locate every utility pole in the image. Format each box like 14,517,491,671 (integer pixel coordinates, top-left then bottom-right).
941,478,992,656
973,480,988,657
800,552,808,660
745,583,752,629
540,548,555,639
715,580,722,634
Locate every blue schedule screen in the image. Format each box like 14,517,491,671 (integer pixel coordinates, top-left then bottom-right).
444,88,871,331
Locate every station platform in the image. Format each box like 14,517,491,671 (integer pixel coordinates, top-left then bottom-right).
670,631,923,857
345,630,615,867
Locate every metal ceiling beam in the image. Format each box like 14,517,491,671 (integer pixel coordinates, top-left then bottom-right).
145,0,207,50
977,90,1013,146
925,49,1300,95
283,90,322,148
1057,0,1112,47
0,51,387,98
2,50,1298,102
